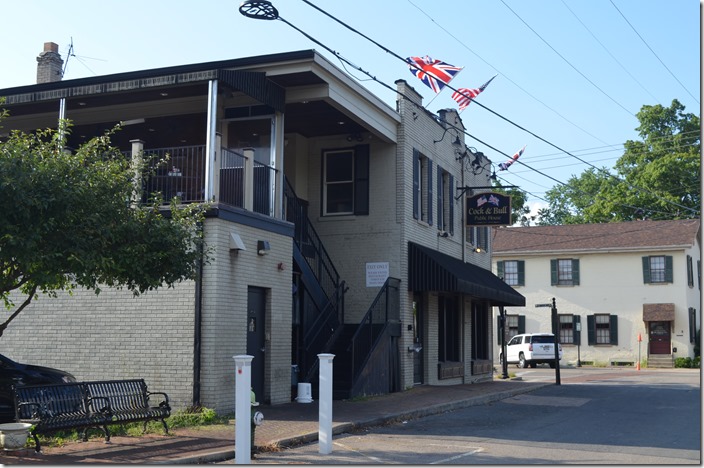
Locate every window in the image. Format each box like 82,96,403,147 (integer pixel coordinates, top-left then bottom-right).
587,314,618,345
436,166,454,235
642,255,673,284
413,149,432,225
471,302,490,360
468,227,488,251
550,259,580,286
689,307,697,344
497,313,525,344
321,145,369,216
438,295,460,362
497,260,525,286
558,314,581,345
687,255,694,287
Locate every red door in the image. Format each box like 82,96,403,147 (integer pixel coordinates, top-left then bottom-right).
648,321,671,354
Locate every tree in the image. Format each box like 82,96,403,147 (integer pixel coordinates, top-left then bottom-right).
537,100,700,224
491,180,532,226
0,119,208,337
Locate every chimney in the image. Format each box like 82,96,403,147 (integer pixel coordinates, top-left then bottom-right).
36,42,63,84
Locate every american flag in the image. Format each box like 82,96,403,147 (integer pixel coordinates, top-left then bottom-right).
451,74,497,111
406,56,463,93
498,145,526,171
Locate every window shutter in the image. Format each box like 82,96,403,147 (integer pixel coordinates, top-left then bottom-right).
609,315,618,345
572,259,580,285
687,255,694,287
573,315,581,346
517,260,525,286
550,259,558,285
497,261,504,279
665,255,673,283
412,149,419,220
437,166,443,231
587,315,595,345
427,159,433,226
642,256,651,283
353,144,369,215
448,174,454,235
518,315,526,334
689,308,696,343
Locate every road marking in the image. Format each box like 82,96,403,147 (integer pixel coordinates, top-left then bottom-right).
503,394,589,407
333,441,385,463
431,448,484,464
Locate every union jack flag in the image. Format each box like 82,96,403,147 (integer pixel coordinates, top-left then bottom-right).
451,74,497,111
406,56,463,93
498,145,526,171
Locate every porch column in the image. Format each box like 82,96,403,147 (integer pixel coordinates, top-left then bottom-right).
205,79,218,201
272,112,285,219
243,148,254,211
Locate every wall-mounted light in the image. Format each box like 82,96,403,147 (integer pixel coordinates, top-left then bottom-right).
438,231,449,238
257,240,271,256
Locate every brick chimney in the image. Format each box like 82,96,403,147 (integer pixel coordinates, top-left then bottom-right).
36,42,63,84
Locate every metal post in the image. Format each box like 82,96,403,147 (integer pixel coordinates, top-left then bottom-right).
318,353,335,454
551,298,561,386
233,355,253,464
576,321,582,367
499,306,508,379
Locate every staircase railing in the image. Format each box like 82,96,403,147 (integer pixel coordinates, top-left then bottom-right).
345,277,401,386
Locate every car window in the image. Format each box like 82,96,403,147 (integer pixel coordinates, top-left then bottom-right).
532,335,554,344
508,336,520,346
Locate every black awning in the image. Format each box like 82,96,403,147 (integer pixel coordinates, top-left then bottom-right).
408,242,525,307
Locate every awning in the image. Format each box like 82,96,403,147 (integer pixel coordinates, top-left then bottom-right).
643,303,675,321
408,242,525,307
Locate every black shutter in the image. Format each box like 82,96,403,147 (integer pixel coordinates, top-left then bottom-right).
550,259,558,285
665,255,673,283
353,144,369,215
517,260,525,286
437,166,443,231
573,315,581,346
427,159,433,226
572,259,580,285
587,315,595,345
609,315,618,345
518,315,526,334
497,261,504,279
412,149,419,220
687,255,694,287
642,256,651,283
448,174,454,235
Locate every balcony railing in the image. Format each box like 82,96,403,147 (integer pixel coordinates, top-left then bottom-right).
132,145,276,217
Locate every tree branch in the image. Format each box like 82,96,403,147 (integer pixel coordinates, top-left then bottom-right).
0,284,38,338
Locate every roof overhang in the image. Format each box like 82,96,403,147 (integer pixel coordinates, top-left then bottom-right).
408,242,525,307
643,303,675,321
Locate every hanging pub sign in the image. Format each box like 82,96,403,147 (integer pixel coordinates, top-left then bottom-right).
466,192,512,226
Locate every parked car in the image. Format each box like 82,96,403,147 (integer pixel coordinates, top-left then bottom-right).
0,353,76,423
503,333,562,368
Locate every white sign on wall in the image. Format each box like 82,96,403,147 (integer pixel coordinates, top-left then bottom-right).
366,262,389,287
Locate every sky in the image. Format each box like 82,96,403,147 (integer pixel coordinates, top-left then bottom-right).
0,0,700,218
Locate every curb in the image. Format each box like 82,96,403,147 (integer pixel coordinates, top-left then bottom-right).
167,382,551,464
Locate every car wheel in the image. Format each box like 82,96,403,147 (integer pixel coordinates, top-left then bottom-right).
530,362,537,368
518,353,527,368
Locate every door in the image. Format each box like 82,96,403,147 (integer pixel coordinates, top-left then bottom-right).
648,321,671,355
247,287,266,401
412,294,424,385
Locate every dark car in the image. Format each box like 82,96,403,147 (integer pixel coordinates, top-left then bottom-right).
0,353,76,422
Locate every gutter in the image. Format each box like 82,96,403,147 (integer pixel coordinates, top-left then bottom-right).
192,222,205,407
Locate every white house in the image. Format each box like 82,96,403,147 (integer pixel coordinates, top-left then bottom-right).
491,219,701,368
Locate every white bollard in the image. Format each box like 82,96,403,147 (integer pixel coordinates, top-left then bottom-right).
233,355,253,464
318,353,335,454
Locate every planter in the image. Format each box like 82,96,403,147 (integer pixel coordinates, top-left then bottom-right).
0,423,32,451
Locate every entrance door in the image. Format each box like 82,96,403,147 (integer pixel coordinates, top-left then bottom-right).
649,321,671,355
412,294,424,385
247,287,266,401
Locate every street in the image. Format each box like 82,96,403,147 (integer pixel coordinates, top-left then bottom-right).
243,368,700,464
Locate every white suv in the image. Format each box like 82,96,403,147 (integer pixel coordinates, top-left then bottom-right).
503,333,562,368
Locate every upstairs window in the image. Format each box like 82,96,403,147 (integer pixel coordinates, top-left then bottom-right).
642,255,673,284
550,259,580,286
436,166,454,235
497,260,525,286
413,149,433,225
322,145,369,216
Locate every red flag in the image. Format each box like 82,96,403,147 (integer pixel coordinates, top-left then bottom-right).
451,75,497,111
406,56,463,93
498,145,526,171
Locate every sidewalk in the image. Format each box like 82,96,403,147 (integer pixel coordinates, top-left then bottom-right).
0,378,549,464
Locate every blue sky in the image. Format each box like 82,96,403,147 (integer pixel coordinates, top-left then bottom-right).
1,0,700,216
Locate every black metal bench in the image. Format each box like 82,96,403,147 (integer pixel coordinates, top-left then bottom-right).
84,379,171,435
14,382,112,452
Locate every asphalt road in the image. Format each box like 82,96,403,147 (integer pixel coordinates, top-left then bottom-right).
245,368,701,464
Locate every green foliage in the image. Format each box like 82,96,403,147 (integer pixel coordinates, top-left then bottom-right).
537,99,700,224
674,356,700,368
0,119,209,336
491,180,531,226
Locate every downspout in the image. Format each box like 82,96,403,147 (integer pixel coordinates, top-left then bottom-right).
192,222,204,407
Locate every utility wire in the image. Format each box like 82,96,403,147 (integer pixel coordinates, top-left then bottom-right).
610,0,699,106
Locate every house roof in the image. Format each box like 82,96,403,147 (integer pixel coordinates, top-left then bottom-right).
492,219,701,255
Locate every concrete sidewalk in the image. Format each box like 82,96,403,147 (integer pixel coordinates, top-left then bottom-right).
0,378,549,464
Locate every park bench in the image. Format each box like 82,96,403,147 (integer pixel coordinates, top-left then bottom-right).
14,382,111,452
14,378,170,452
